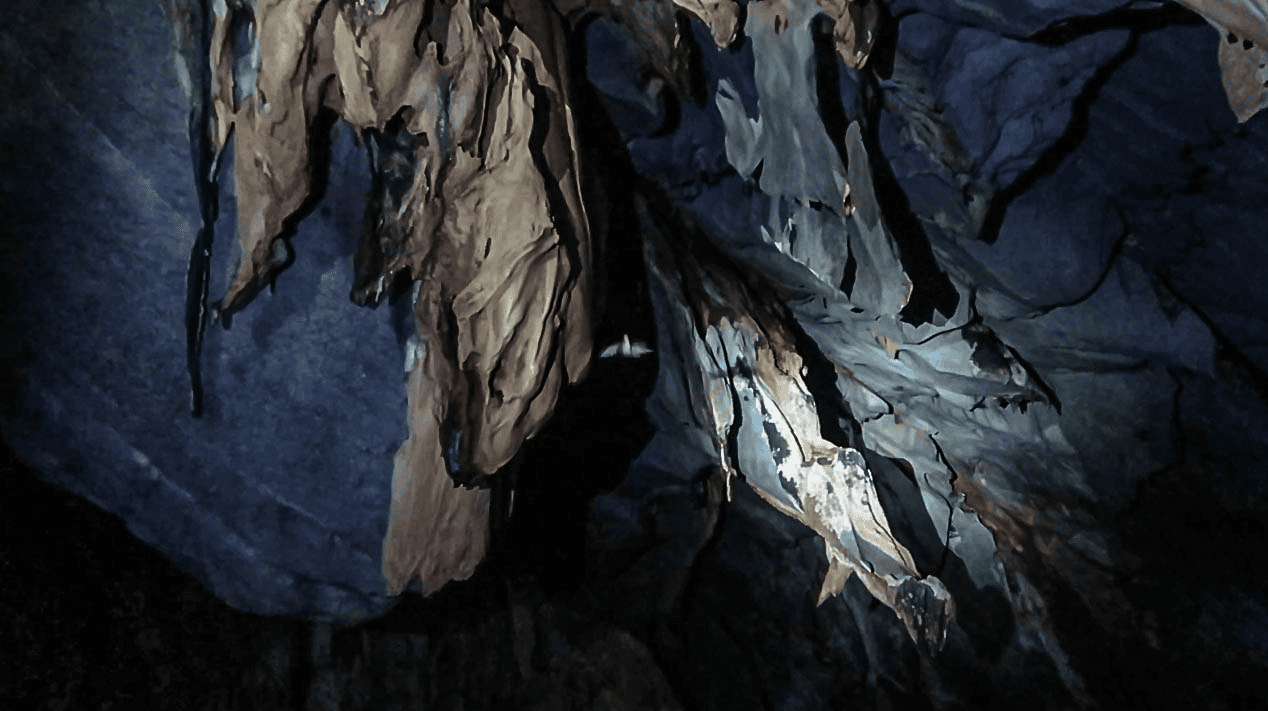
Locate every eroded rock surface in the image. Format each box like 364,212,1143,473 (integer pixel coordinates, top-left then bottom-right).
187,0,962,628
198,0,597,595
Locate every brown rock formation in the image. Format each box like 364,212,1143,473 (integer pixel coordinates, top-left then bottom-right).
196,0,964,639
205,0,595,595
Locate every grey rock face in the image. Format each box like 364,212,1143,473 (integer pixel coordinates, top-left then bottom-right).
888,0,1139,37
1,0,402,621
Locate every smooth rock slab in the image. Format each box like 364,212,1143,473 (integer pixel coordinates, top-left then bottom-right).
888,0,1137,37
0,0,404,622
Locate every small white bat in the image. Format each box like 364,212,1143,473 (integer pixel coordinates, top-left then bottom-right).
598,334,654,359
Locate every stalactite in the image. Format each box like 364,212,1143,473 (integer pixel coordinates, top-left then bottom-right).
195,0,595,594
179,1,1169,660
182,0,966,645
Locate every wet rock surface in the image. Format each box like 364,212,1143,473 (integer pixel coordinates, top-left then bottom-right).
5,1,1268,709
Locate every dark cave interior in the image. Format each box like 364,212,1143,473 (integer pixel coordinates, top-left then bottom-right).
4,1,1268,709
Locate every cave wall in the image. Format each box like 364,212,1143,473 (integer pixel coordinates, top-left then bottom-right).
1,0,404,620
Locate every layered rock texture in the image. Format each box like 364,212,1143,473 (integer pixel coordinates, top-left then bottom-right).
5,0,1268,708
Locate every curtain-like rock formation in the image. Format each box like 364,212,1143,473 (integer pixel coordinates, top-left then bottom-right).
196,0,597,594
188,0,965,635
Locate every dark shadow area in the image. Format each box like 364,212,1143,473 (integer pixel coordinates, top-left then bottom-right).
1027,2,1205,45
1159,275,1268,405
498,354,658,592
787,315,864,450
490,38,660,592
675,482,939,711
812,16,851,174
182,0,221,419
864,0,899,82
675,10,709,108
0,442,314,709
861,451,945,577
350,111,425,307
214,102,341,329
1114,459,1268,709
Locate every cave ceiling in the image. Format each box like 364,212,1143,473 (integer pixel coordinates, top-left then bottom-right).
4,0,1268,707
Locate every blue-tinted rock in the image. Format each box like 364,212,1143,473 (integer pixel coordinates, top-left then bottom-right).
0,0,402,622
990,257,1216,372
961,155,1123,312
715,0,846,206
1044,368,1180,507
888,0,1141,37
9,4,1268,707
1047,22,1268,374
584,19,668,139
895,13,1130,194
621,21,750,191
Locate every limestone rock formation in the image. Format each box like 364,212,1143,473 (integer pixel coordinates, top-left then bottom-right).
185,0,962,634
5,0,1268,708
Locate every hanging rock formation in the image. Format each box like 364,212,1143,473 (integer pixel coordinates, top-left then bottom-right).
186,0,964,636
197,0,598,595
